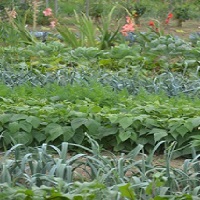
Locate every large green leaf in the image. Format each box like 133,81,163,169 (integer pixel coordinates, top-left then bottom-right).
149,128,168,142
118,130,131,142
0,114,12,124
33,131,46,144
84,119,100,136
45,123,64,143
118,183,135,199
26,116,41,128
98,126,118,139
8,122,20,133
71,118,87,131
145,118,159,128
63,126,75,141
10,114,28,121
118,117,133,130
108,114,118,123
176,125,189,137
19,120,32,133
72,128,85,144
187,117,200,127
12,131,33,145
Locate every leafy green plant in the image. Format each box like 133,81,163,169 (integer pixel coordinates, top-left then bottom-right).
56,12,97,49
1,139,200,199
97,6,120,50
56,7,120,50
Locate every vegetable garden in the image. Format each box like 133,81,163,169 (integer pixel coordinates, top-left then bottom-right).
0,0,200,199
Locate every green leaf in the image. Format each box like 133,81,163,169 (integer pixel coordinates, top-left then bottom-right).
130,132,137,142
33,131,46,143
108,114,118,123
98,126,118,139
8,122,20,133
119,130,131,142
45,123,64,143
26,116,41,128
153,196,169,200
146,182,153,195
176,125,189,137
12,131,33,145
63,126,75,141
184,121,194,132
71,118,87,131
0,97,14,103
118,117,133,130
19,120,32,133
84,119,100,136
0,114,12,124
118,183,135,199
145,118,159,128
188,117,200,127
73,196,84,200
149,128,168,142
73,128,85,144
10,114,28,121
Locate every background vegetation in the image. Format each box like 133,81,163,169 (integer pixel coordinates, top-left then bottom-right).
0,0,200,199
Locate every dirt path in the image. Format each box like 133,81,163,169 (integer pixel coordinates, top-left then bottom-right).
138,19,200,39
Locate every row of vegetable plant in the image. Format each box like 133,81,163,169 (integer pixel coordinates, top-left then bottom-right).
1,137,200,199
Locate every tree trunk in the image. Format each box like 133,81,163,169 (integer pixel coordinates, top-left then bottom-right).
134,16,140,25
55,0,58,16
85,0,90,17
177,19,183,27
45,0,49,7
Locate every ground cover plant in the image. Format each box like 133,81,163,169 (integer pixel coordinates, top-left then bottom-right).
0,0,200,199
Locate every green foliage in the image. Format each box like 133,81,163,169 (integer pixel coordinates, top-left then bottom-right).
57,7,120,50
174,6,190,22
1,84,200,155
134,2,146,17
0,140,200,199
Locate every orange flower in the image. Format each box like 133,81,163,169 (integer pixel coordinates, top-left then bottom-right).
43,8,53,16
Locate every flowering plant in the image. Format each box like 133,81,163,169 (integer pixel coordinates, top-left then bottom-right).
120,16,135,36
43,8,57,28
147,20,163,35
165,13,173,25
148,20,158,32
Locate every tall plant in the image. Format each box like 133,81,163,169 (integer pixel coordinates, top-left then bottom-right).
44,6,120,50
56,12,97,48
32,0,41,31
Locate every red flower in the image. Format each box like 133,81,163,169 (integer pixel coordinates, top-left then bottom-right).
165,18,169,24
167,13,173,19
43,8,53,16
165,13,173,24
148,21,155,27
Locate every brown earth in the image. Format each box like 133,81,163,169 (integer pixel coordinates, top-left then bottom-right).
137,19,200,39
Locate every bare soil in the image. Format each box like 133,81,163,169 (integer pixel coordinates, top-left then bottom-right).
137,19,200,39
